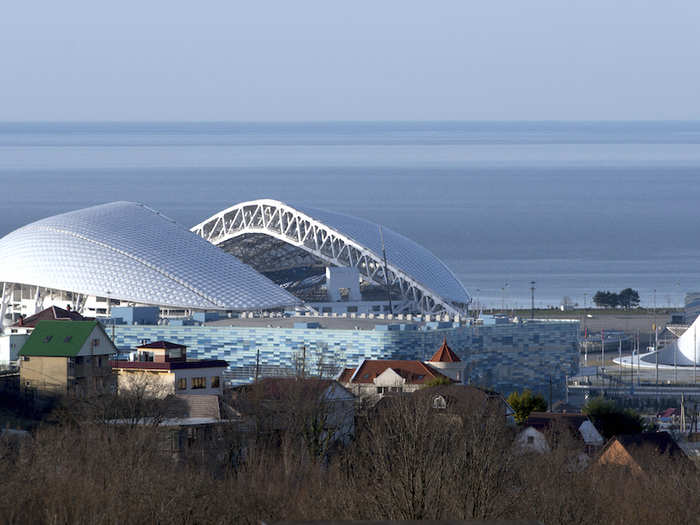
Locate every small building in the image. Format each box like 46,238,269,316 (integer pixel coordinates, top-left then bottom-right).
425,338,467,382
0,333,29,366
230,377,356,449
516,412,604,455
19,320,116,396
596,432,693,476
13,305,87,330
339,359,453,400
412,384,515,424
110,341,227,396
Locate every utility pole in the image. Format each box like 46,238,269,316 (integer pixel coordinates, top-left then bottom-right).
255,347,260,382
655,323,659,386
695,325,697,385
636,330,640,385
530,281,536,320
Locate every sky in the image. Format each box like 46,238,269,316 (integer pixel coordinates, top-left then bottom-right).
1,1,699,121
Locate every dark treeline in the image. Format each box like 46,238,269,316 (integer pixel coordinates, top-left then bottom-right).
0,388,698,525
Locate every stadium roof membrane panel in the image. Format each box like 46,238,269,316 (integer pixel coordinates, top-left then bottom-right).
192,199,471,313
0,202,300,310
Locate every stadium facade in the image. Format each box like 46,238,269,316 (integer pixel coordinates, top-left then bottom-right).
0,201,579,395
111,318,579,396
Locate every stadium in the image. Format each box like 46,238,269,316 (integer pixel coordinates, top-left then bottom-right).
0,201,579,394
0,200,469,325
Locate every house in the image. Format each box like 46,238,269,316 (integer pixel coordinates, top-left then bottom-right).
412,384,515,424
106,393,242,462
12,306,87,330
516,412,604,454
1,306,89,364
339,359,454,400
230,377,356,448
110,341,227,396
19,320,116,396
596,432,694,475
338,338,466,401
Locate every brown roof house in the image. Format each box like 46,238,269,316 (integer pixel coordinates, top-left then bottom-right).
596,432,694,476
230,377,356,452
412,384,515,425
13,306,87,330
516,412,604,455
339,338,466,401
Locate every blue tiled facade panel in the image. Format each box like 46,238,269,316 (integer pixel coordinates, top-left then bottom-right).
113,321,579,397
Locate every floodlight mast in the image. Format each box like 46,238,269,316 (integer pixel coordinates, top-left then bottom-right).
379,226,393,314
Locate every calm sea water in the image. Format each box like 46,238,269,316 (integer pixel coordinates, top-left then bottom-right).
1,121,700,309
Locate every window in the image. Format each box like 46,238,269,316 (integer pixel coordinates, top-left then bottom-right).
176,377,187,390
93,338,100,347
191,377,206,389
527,435,534,444
64,336,72,343
43,335,53,343
322,307,332,313
211,376,220,388
346,306,358,313
433,395,447,409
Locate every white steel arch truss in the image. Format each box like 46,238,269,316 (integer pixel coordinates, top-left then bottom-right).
192,199,468,315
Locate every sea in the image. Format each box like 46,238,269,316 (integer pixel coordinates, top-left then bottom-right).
1,121,700,309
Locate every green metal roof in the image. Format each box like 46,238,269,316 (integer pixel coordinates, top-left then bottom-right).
19,320,100,357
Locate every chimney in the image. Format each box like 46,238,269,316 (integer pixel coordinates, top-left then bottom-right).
66,304,71,312
18,316,23,326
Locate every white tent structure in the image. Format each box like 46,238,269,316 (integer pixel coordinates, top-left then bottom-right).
645,315,700,366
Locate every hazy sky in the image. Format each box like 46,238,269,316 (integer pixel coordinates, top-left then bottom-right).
2,1,699,121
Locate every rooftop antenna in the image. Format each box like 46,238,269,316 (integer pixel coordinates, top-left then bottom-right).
378,226,393,314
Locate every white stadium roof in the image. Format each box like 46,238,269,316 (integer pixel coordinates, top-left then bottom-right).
0,202,300,310
192,199,471,314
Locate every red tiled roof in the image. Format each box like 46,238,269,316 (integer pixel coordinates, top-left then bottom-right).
137,340,186,350
346,360,449,385
338,367,356,383
429,337,461,363
13,306,87,327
